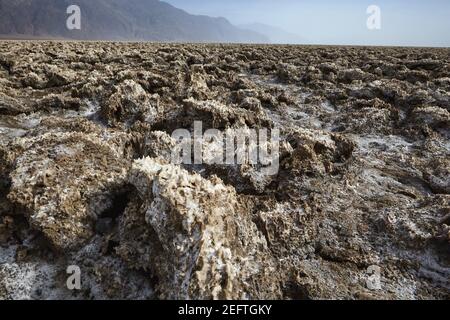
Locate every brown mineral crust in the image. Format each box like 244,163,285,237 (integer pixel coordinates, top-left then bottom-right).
6,120,133,250
182,97,272,130
100,79,162,128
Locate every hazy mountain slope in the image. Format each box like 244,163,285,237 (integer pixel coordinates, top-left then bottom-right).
0,0,268,43
240,23,306,44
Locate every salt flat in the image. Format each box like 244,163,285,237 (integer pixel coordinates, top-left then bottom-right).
0,41,449,299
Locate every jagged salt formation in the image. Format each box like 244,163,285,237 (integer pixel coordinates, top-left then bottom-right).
119,157,281,299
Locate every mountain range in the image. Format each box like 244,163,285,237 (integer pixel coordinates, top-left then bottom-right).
0,0,269,43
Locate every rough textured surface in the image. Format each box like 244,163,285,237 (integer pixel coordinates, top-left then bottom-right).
7,121,132,250
0,41,449,300
122,157,280,299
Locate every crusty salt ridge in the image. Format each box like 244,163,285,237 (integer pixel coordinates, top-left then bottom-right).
6,121,132,250
126,157,281,299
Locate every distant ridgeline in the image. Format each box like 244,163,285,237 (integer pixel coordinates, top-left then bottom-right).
0,0,268,43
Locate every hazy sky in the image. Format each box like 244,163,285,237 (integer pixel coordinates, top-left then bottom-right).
165,0,450,47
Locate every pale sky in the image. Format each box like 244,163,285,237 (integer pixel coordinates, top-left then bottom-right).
165,0,450,47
